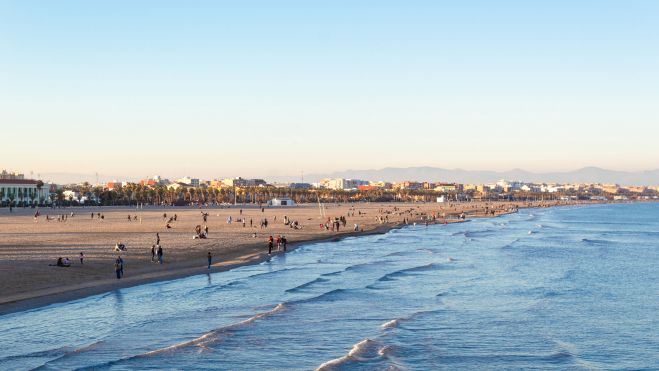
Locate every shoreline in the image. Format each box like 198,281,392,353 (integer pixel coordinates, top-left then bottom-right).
0,222,405,316
0,201,614,316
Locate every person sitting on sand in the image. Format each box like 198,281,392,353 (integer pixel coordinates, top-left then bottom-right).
54,257,71,267
115,242,127,251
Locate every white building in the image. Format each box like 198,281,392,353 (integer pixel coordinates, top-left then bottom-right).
321,178,369,190
176,176,200,187
0,179,50,205
268,197,296,207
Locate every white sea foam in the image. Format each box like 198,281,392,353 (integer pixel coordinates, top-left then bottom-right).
316,338,380,370
381,319,400,329
137,303,287,357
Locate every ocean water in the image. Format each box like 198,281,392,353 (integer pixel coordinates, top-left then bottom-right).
1,203,658,370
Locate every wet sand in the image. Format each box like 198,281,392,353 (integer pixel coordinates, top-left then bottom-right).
0,201,586,314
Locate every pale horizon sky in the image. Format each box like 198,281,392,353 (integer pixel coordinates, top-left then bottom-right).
2,1,658,180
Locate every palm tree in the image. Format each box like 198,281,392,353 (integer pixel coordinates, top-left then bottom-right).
36,180,44,206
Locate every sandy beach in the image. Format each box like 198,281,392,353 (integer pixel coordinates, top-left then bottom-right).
0,200,587,314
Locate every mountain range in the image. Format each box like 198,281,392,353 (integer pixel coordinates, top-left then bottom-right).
301,167,659,186
38,166,659,186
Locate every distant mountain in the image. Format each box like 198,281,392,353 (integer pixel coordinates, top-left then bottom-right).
302,166,659,186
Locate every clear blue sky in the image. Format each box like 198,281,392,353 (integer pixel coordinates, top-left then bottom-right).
1,1,658,181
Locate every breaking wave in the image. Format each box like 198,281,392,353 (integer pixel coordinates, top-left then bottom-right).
285,277,330,293
134,303,287,358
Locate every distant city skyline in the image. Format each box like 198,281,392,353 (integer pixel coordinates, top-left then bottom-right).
2,1,658,175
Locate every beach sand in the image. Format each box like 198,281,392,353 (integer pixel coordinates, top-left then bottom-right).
0,201,582,314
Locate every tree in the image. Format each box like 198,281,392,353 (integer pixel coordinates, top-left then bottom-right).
36,180,44,205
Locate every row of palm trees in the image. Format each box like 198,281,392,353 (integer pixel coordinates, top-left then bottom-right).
51,184,469,206
6,181,630,208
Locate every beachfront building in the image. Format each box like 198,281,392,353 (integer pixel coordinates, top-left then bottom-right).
176,176,200,187
369,181,393,189
289,182,313,189
268,197,296,207
434,183,461,193
321,178,369,190
0,178,50,206
394,181,424,190
222,177,268,188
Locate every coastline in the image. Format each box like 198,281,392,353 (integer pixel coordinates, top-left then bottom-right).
0,222,402,316
0,201,603,316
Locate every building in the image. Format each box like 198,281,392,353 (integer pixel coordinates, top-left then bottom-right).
0,170,25,180
434,183,460,193
268,197,296,206
106,181,124,191
0,178,50,206
176,176,200,188
289,182,313,189
321,178,368,190
396,181,423,190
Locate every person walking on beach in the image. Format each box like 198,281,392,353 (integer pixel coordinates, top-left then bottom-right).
207,251,212,269
116,256,124,277
156,233,160,246
79,252,85,265
282,235,287,252
114,260,121,279
151,245,156,262
157,245,163,264
268,236,274,255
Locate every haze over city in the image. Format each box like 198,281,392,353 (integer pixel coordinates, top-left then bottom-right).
2,1,659,179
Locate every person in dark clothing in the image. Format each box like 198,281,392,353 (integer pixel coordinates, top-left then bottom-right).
151,245,156,262
157,245,163,264
116,256,124,277
268,236,274,255
207,251,212,269
281,236,287,252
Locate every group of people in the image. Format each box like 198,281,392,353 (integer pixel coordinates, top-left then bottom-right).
321,216,347,231
283,215,301,229
194,224,209,239
267,235,288,254
43,212,75,222
163,212,178,229
51,252,85,267
127,214,141,222
91,212,105,220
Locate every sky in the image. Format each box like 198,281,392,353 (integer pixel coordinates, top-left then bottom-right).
1,0,658,182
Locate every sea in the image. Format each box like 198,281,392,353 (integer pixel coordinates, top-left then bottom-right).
1,203,658,370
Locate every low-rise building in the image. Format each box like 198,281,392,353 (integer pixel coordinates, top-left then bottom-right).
0,178,50,205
